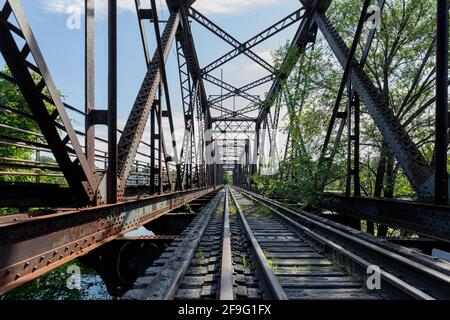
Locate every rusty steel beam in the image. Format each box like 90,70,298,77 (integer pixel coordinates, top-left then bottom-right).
321,194,450,242
111,12,180,199
0,186,218,294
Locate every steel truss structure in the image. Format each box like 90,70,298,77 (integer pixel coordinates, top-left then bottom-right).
0,0,448,294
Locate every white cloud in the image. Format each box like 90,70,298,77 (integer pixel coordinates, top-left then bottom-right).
40,0,156,15
42,0,281,16
258,50,275,66
193,0,280,14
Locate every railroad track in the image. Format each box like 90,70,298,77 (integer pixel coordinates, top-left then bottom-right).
228,187,378,300
123,186,450,300
234,186,450,300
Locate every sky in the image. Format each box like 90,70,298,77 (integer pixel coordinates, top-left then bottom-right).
1,0,304,164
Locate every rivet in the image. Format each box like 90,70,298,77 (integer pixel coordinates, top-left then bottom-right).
24,262,30,269
15,273,21,280
39,256,45,262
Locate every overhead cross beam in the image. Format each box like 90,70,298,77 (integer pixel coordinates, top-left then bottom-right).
203,73,261,104
189,8,274,74
192,8,305,75
209,74,275,106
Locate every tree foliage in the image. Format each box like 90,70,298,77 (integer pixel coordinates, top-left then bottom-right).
254,0,443,207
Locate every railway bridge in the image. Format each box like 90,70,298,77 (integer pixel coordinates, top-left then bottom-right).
0,0,450,300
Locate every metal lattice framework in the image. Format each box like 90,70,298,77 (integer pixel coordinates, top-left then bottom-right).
0,0,448,294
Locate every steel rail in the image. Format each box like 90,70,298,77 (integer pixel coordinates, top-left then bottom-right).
235,187,450,300
123,188,224,300
229,187,288,300
219,187,234,300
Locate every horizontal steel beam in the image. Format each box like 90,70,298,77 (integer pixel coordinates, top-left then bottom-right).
212,118,256,122
321,194,450,241
0,187,217,294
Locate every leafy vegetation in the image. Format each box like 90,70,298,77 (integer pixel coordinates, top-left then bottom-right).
0,261,111,300
223,171,232,184
0,67,66,215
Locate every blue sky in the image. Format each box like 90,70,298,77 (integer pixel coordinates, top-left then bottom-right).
1,0,304,160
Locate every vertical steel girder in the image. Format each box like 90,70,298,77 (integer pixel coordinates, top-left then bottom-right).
315,13,443,199
192,8,305,75
175,8,211,130
0,0,98,204
107,0,118,204
150,0,181,191
114,12,180,198
134,0,152,65
434,0,449,204
321,0,370,162
134,0,177,192
85,0,95,172
176,39,197,189
175,4,215,185
195,84,207,187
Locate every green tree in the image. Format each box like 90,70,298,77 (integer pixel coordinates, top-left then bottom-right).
254,0,442,213
223,171,232,184
0,67,66,215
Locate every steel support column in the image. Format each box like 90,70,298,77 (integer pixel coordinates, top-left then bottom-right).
435,0,449,205
107,0,118,204
85,0,95,171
